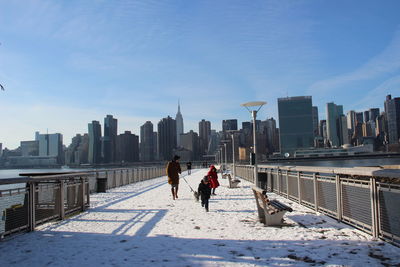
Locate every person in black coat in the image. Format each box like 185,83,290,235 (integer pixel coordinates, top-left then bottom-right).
186,161,192,175
198,176,212,212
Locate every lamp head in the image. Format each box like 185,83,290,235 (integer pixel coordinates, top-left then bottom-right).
241,101,267,113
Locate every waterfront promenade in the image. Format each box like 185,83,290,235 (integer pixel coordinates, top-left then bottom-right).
1,169,399,266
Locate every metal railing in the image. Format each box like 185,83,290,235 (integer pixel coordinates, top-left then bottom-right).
0,165,176,240
235,164,400,246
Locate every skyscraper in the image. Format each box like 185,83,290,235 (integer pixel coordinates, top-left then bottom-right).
37,132,63,164
199,119,211,155
88,120,102,164
278,96,314,156
175,102,184,147
103,115,118,163
338,115,349,145
180,130,199,160
312,106,319,137
347,110,356,134
363,111,370,123
384,95,400,144
140,121,155,162
369,108,380,123
355,112,364,125
326,102,345,147
222,119,238,132
158,116,177,160
116,131,139,163
264,118,279,153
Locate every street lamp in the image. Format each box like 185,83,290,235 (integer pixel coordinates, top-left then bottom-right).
221,140,231,172
226,130,240,179
241,101,266,186
219,146,223,167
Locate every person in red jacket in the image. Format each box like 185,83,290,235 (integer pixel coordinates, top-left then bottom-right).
207,165,219,195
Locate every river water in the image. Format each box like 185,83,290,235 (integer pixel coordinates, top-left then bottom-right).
262,157,400,168
1,157,400,179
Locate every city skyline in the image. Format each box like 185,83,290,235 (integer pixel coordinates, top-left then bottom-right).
0,93,397,149
1,1,400,148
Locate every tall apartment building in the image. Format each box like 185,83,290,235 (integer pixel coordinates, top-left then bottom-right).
338,115,349,145
278,96,314,156
65,134,89,165
102,115,117,163
369,108,380,123
347,110,356,134
140,121,155,162
222,119,238,132
355,112,364,125
175,102,184,147
326,102,348,147
116,131,139,163
180,130,199,160
20,141,39,156
312,106,319,137
384,95,400,144
261,118,279,154
76,134,89,165
37,132,63,164
88,120,102,164
199,119,211,155
158,116,177,161
65,134,82,165
363,110,370,123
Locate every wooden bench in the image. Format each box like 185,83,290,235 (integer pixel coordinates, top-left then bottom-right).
225,174,240,188
252,186,293,226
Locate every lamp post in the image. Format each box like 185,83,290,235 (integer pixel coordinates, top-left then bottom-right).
227,130,239,179
219,146,223,167
221,140,230,172
241,101,266,186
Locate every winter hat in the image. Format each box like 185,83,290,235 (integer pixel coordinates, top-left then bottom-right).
173,155,180,161
202,176,209,182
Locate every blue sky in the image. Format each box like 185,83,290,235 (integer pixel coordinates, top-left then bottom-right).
1,0,400,149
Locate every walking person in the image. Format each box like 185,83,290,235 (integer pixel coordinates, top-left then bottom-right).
166,155,181,200
207,165,219,195
186,161,192,175
198,176,212,212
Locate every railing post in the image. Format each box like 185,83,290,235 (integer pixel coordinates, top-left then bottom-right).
80,178,85,211
286,170,290,198
28,182,36,232
59,180,65,220
112,170,116,188
86,177,90,207
277,169,281,195
370,177,379,238
335,174,342,221
297,171,302,204
313,173,319,212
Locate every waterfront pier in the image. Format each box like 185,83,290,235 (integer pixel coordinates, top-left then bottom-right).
0,167,400,266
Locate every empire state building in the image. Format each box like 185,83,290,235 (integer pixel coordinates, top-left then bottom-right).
175,101,184,147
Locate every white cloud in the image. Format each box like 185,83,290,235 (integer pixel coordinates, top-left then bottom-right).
308,27,400,94
352,75,400,111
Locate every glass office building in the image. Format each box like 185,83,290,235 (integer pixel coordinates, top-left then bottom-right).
278,96,314,156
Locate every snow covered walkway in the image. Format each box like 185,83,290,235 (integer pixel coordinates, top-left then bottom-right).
1,169,399,266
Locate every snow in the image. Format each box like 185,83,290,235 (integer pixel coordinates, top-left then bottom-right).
1,169,399,266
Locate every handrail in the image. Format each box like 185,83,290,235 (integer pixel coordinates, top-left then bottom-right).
235,164,400,247
257,164,400,179
0,165,179,240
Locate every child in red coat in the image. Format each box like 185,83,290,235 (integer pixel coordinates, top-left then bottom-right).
207,165,219,195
